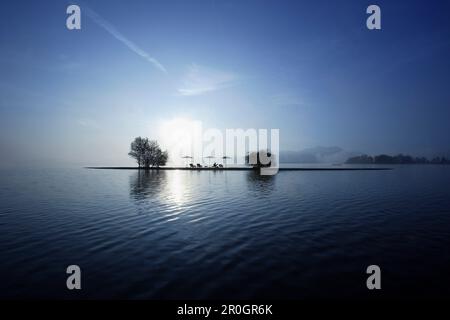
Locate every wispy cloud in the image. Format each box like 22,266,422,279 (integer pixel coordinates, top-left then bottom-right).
77,118,100,129
178,64,237,96
84,7,167,73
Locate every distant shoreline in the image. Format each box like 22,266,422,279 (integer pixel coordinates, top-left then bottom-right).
85,166,392,171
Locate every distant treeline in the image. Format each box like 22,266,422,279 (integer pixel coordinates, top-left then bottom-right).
346,154,450,164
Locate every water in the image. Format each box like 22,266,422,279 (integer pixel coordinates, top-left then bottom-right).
1,166,450,299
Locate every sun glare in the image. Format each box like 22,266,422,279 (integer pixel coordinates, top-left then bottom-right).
158,118,202,166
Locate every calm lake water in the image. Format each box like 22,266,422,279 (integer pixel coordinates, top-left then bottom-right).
1,166,450,299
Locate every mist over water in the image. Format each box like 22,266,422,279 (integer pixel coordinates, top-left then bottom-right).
1,166,450,298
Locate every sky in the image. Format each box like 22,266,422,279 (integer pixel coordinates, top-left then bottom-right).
1,0,450,167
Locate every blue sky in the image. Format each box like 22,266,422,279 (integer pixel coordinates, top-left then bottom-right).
1,0,450,166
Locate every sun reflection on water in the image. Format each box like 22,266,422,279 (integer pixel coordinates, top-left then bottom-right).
164,171,191,207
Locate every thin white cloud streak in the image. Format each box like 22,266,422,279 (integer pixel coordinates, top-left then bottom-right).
77,118,100,129
84,7,167,73
178,64,237,96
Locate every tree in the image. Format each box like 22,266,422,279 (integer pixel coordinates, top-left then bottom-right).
128,137,148,168
128,137,168,168
245,150,273,168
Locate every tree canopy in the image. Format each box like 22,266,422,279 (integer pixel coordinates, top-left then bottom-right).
245,150,273,168
128,137,168,168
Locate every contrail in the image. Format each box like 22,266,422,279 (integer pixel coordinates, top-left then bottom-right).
84,6,167,73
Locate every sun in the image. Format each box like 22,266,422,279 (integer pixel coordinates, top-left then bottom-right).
157,118,203,165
